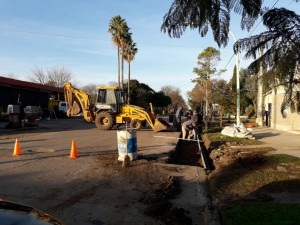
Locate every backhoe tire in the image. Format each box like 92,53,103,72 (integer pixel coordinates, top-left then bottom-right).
130,119,143,130
95,112,114,130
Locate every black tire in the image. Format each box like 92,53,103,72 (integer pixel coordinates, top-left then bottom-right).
130,119,143,130
95,112,114,130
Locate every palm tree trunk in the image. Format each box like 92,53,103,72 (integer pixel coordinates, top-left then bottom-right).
128,62,131,104
121,57,124,89
118,47,120,87
252,99,257,117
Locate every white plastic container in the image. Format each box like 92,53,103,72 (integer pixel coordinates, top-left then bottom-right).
117,130,138,161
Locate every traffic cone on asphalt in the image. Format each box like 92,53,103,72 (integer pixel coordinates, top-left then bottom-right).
13,138,22,156
70,139,78,158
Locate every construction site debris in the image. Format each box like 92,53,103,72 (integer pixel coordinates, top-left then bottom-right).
221,123,253,138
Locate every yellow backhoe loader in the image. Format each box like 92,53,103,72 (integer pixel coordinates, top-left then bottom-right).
64,82,169,132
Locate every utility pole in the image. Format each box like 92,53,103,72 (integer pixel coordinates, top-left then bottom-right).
256,37,264,126
229,31,240,126
205,80,208,130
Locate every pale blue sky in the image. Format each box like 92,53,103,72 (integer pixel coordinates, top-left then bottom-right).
0,0,299,101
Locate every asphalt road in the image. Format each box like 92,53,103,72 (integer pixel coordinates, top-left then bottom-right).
1,118,211,225
0,118,179,159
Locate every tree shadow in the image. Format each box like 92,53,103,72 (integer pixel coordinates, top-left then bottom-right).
0,118,96,136
253,132,281,140
207,152,300,207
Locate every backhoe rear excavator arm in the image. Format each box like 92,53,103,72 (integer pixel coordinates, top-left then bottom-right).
64,82,95,123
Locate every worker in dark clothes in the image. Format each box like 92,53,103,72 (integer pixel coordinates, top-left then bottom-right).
18,102,24,128
185,109,192,121
176,106,183,131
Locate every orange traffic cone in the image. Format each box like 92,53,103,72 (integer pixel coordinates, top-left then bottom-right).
13,138,22,156
70,139,78,158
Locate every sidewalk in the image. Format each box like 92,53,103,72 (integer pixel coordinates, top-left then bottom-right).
251,127,300,158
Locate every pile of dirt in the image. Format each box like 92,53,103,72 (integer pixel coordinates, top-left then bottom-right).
205,137,300,208
209,145,273,170
96,156,192,225
141,176,192,225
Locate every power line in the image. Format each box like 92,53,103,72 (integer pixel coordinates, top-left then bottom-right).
222,0,281,71
0,27,210,49
0,27,103,41
248,0,279,36
224,54,235,70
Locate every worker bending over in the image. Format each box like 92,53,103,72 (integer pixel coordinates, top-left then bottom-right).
181,120,198,140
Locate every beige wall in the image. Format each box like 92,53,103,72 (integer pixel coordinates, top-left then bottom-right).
264,86,300,131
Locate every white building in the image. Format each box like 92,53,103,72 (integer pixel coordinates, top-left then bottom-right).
264,84,300,132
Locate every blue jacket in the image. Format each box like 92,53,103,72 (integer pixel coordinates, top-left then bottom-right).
176,108,183,117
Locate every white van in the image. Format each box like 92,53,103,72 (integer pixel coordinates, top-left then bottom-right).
58,101,68,117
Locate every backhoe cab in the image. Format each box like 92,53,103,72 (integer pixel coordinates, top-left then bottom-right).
64,82,169,132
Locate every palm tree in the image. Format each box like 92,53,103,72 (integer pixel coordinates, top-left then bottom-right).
119,29,131,89
123,40,138,104
108,15,127,88
161,0,263,47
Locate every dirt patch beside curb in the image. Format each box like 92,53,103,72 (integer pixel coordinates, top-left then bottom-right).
205,137,300,209
95,156,194,225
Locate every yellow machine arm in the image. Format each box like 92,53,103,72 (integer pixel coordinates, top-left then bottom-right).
64,82,95,123
118,103,169,132
119,105,154,126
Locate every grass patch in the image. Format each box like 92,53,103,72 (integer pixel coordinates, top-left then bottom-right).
220,204,300,225
204,132,263,145
217,171,299,194
211,154,300,195
263,154,300,165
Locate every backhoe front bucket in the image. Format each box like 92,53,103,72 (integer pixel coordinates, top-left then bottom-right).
153,118,170,132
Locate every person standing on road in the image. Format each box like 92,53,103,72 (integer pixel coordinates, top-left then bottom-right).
181,120,197,140
18,101,25,128
176,106,183,131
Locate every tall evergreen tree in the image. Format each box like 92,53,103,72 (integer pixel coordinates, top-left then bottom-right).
192,47,223,129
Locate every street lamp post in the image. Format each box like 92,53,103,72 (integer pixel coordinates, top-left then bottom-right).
229,31,240,126
186,22,240,125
